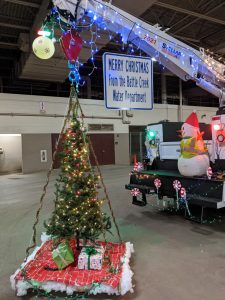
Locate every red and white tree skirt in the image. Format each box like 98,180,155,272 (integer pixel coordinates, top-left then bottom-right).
10,233,134,297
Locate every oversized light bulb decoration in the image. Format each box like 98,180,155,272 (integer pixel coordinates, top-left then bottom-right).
32,36,55,60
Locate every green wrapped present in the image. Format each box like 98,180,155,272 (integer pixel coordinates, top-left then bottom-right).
52,241,74,270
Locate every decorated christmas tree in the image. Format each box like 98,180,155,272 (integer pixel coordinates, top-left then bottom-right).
45,105,111,248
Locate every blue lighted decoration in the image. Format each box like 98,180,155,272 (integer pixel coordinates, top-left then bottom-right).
68,61,80,90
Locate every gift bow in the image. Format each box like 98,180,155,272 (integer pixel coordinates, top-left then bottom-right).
84,246,98,256
84,247,99,269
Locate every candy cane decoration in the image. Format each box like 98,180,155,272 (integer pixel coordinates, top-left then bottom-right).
134,162,144,172
173,180,182,191
207,167,213,180
154,178,161,205
154,178,162,189
131,188,141,197
173,180,181,210
180,187,191,217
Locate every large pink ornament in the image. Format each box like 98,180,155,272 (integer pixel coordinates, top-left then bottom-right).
61,30,83,62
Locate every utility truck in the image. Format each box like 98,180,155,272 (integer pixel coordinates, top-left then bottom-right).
53,0,225,221
126,119,225,222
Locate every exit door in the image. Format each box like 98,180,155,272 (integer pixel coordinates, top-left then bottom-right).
52,133,115,168
89,134,115,165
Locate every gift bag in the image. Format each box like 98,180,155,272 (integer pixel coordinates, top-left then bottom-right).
52,241,74,270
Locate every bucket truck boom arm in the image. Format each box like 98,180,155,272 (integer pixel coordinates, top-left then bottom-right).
54,0,225,105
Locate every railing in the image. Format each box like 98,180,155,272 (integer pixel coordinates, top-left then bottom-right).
0,83,219,107
154,96,219,107
0,84,88,98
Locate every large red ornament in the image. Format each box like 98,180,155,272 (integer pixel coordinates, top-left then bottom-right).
60,30,83,62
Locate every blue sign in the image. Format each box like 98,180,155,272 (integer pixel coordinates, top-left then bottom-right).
103,53,153,110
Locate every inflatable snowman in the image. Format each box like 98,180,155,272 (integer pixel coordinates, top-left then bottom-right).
178,112,209,177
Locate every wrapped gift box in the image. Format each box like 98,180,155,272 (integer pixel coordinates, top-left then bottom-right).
78,245,105,270
52,241,74,270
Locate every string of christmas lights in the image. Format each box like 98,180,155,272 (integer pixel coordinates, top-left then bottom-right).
130,170,224,223
45,99,111,243
33,4,119,85
76,0,225,81
33,0,225,91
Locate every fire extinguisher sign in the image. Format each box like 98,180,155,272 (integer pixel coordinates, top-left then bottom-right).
103,53,153,110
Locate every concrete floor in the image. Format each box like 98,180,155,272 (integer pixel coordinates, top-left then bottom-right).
1,165,225,300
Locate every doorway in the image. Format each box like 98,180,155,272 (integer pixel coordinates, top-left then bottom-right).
0,134,22,174
89,134,115,165
51,133,115,168
129,126,146,164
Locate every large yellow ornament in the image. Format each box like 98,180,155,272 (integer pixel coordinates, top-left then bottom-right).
32,36,55,59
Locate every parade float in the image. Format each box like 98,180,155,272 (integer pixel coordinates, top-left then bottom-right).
10,0,225,298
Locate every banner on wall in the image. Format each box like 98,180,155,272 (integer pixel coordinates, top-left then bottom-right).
103,53,153,110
